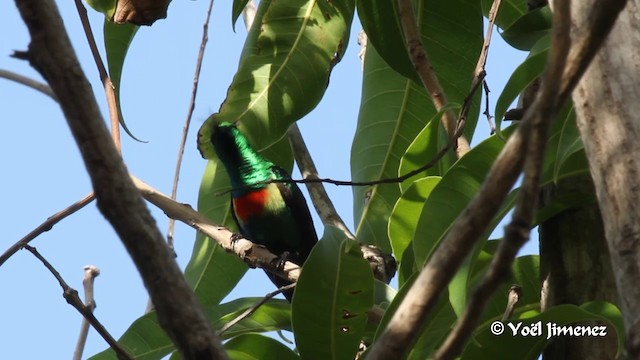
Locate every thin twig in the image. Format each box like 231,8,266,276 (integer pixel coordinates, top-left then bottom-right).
482,81,495,134
218,283,296,336
23,246,131,360
501,285,523,321
0,192,95,268
73,265,101,360
367,0,622,357
73,0,121,152
166,0,215,251
457,0,500,130
397,0,470,157
0,69,58,101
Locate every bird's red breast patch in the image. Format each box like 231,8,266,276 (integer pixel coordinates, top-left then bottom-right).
233,188,269,221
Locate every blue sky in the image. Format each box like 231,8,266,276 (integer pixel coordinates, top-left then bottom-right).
1,1,530,358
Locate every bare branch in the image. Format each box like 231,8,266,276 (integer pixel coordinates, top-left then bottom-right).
0,192,95,268
73,0,122,152
396,0,470,156
14,1,227,358
0,69,57,101
166,0,215,251
24,246,131,360
73,265,101,360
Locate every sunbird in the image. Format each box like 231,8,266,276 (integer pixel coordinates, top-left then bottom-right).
210,121,318,301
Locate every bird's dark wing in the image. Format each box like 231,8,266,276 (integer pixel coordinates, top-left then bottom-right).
272,166,319,264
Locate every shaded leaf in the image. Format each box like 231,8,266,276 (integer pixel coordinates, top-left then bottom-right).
89,298,291,360
226,334,299,360
388,177,441,277
500,6,552,50
292,227,374,360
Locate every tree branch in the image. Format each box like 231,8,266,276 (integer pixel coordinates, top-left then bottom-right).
0,69,57,101
24,246,131,360
73,265,101,360
0,192,95,268
14,1,227,358
397,0,470,157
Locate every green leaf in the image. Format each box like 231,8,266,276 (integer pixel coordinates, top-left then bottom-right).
388,177,441,272
89,312,171,360
104,21,141,140
232,0,251,31
412,127,515,266
226,334,299,360
398,107,458,191
85,0,116,18
372,273,456,359
352,0,482,252
351,44,433,253
198,0,355,156
495,35,550,132
500,7,552,50
292,227,374,360
213,298,292,339
356,1,418,82
89,298,291,360
553,109,584,182
480,0,528,31
462,301,624,359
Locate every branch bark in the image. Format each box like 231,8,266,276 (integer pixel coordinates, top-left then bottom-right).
570,0,640,356
14,1,227,358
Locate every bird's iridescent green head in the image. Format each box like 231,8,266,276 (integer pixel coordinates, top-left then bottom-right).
211,122,275,189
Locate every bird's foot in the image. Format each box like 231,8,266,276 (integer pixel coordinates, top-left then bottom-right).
230,232,245,244
272,251,292,270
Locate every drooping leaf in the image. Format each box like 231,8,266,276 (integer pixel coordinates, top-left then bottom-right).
357,1,418,82
292,227,374,360
225,334,299,360
104,21,140,139
198,0,356,157
232,0,251,31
